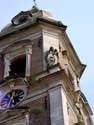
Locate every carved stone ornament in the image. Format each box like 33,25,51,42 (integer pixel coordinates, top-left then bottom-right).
11,11,32,25
45,47,59,67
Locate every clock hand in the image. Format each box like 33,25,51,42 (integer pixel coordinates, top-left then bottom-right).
7,94,12,108
11,91,15,103
7,91,15,108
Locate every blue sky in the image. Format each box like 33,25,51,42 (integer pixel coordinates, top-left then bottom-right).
0,0,94,111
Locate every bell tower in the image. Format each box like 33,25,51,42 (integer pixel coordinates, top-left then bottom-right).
0,6,93,125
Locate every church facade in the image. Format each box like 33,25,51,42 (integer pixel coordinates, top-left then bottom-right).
0,6,93,125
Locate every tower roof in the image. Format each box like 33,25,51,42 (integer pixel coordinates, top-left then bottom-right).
0,6,66,34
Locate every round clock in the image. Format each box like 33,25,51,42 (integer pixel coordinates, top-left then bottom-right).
1,89,25,109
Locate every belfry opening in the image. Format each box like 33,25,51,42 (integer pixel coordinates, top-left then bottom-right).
10,55,26,77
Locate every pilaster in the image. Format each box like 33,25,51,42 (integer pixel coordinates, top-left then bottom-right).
49,85,69,125
25,45,32,77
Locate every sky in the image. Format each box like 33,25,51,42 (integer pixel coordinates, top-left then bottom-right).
0,0,94,113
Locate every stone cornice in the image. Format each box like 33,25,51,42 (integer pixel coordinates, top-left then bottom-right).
0,17,66,40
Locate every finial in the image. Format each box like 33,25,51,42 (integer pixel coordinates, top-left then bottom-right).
33,0,37,7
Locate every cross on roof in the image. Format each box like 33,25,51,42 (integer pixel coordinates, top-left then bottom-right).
33,0,37,7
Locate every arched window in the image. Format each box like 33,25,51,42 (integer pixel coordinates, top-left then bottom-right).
3,40,32,79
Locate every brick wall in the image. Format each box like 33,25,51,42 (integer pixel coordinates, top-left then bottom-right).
32,37,43,75
24,95,51,125
0,55,4,82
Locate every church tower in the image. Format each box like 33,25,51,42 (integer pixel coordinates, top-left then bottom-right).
0,6,93,125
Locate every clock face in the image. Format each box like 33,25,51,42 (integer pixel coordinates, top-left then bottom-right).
1,89,25,109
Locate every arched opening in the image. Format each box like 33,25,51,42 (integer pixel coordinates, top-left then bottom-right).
9,55,26,77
